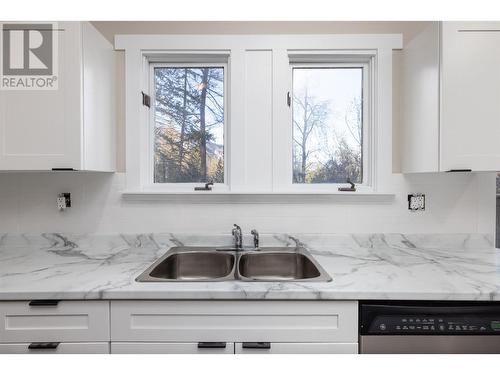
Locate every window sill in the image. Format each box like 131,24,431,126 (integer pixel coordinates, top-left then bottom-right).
121,190,395,203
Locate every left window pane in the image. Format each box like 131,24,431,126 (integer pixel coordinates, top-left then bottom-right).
153,66,225,183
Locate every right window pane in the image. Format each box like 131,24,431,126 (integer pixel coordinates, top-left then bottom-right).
292,67,364,184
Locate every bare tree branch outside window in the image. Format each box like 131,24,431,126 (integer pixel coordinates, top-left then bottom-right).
292,67,363,184
154,67,224,183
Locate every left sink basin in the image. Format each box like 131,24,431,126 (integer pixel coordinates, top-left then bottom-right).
136,247,236,282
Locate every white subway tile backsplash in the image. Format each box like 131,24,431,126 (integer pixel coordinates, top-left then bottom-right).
0,172,495,235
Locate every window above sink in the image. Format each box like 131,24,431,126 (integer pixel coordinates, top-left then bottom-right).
151,62,228,190
116,34,402,198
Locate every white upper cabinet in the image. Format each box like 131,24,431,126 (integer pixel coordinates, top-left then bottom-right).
441,22,500,172
0,22,115,171
402,21,500,173
401,23,440,173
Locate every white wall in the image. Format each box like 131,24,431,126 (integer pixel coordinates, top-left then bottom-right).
92,21,432,173
0,22,495,236
91,21,430,45
0,171,495,235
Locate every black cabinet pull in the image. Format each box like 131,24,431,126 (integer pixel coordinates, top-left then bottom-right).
242,342,271,349
198,342,226,349
446,169,472,173
28,342,60,350
29,300,60,306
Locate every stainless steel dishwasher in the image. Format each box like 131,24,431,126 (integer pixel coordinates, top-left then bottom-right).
359,301,500,354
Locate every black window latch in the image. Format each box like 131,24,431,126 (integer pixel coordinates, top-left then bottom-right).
194,182,214,191
338,179,356,192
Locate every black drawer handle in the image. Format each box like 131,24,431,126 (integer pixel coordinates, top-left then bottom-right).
242,342,271,350
29,300,60,306
28,342,60,350
198,342,226,349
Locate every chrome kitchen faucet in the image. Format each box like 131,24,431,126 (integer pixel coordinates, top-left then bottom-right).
231,224,259,250
232,224,243,249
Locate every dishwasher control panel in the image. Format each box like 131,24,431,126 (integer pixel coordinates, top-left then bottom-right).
368,315,500,334
360,301,500,336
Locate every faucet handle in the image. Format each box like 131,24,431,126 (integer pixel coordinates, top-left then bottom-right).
251,229,259,249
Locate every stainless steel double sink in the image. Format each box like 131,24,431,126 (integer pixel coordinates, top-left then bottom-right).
136,247,332,282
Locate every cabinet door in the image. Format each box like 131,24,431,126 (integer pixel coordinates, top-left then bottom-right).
0,301,110,343
235,342,358,354
441,22,500,171
111,300,358,343
111,342,235,354
0,22,82,170
401,22,440,173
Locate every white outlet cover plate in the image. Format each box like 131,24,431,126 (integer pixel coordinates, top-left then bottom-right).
57,196,66,210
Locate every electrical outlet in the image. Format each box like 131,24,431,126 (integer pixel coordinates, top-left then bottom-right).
408,193,425,211
57,193,71,211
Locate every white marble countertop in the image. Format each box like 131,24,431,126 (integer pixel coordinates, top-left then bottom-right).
0,233,498,301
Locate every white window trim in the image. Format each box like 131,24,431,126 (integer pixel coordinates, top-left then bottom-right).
277,58,374,193
116,34,402,196
147,61,229,192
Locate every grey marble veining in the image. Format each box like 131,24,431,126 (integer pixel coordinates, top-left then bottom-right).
0,233,498,300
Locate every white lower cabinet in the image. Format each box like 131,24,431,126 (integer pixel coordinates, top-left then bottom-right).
0,300,359,354
0,301,110,354
111,342,235,354
0,301,110,343
0,342,109,354
110,300,358,354
235,342,358,354
111,342,357,354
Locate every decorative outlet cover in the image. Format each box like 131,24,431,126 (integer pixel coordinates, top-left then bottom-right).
57,193,71,211
408,193,425,211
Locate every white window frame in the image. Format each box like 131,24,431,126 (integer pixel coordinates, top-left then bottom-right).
147,61,229,191
116,35,402,197
285,58,374,191
274,50,377,194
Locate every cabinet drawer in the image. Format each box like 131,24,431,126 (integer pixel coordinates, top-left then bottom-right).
235,342,358,354
0,301,110,342
111,342,235,354
0,342,109,354
111,301,357,343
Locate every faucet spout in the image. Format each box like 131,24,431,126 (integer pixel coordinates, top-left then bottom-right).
232,224,243,249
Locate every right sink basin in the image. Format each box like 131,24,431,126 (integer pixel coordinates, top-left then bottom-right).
237,247,332,282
